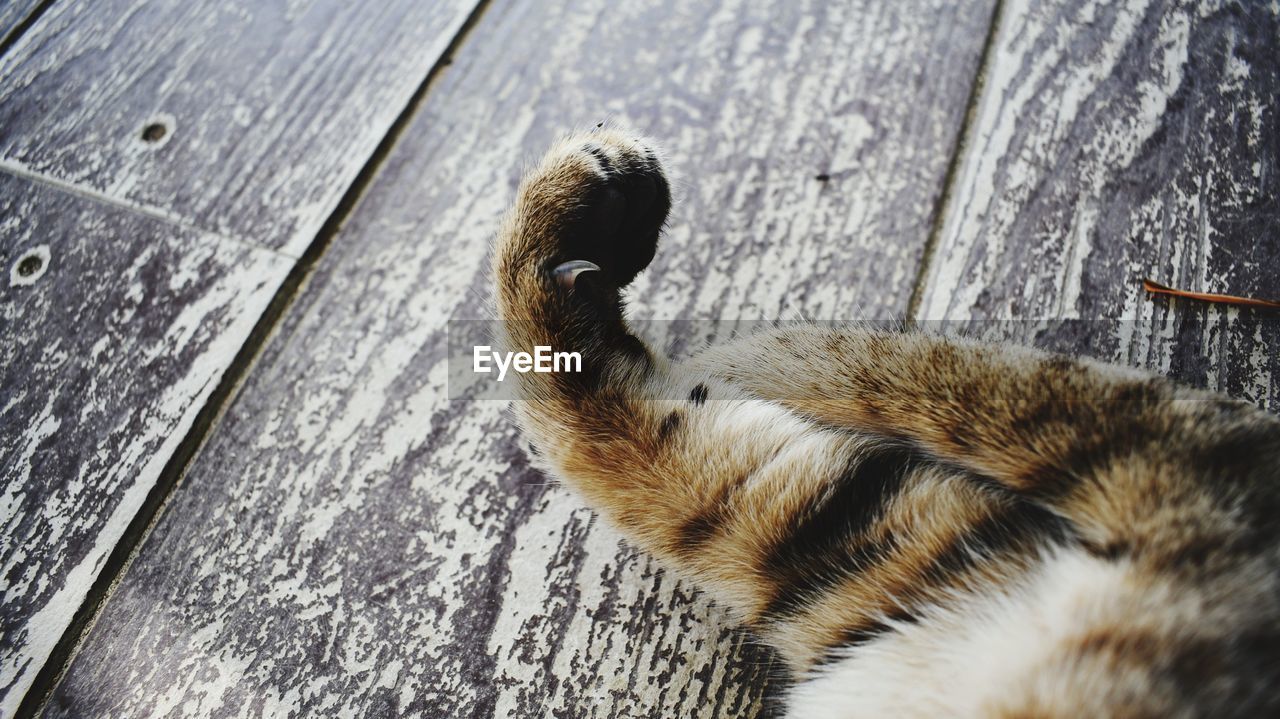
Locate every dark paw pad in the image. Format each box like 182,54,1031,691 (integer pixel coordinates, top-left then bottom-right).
558,134,671,288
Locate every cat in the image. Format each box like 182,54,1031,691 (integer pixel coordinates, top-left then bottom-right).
492,127,1280,717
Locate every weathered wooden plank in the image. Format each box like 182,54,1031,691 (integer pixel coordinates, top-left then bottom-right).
0,172,293,717
0,0,45,51
2,1,485,711
0,0,480,256
918,0,1279,411
45,0,998,716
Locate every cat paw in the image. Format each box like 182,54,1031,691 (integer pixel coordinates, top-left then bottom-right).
523,128,671,289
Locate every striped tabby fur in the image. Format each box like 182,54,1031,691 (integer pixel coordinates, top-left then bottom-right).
492,129,1280,717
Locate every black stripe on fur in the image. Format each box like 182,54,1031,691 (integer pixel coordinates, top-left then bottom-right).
759,444,918,619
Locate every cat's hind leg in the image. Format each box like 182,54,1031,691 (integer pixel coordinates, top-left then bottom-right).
690,324,1280,570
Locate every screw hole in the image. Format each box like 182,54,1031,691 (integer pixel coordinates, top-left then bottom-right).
141,122,168,143
11,245,50,287
17,254,42,276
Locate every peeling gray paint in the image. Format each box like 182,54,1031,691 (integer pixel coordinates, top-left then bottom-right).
919,0,1279,410
0,0,479,256
0,174,292,717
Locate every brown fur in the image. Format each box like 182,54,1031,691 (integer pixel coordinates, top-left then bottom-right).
493,129,1280,717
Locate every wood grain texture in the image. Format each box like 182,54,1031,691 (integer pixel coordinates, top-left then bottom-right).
0,0,480,255
2,1,484,711
0,0,45,50
0,172,293,717
918,0,1280,410
49,0,997,716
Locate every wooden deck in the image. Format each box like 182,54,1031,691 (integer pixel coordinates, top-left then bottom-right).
2,0,1276,716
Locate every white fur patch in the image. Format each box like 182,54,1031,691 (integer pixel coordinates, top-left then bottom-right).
785,549,1140,718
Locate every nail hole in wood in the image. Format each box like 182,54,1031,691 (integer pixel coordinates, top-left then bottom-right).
141,122,168,143
11,245,50,287
17,254,42,277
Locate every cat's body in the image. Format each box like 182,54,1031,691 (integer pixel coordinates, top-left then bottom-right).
492,129,1280,717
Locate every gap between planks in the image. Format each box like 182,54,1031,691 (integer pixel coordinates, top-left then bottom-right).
0,0,56,63
905,0,1005,324
13,0,497,715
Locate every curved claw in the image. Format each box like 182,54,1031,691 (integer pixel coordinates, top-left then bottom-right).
553,260,601,290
